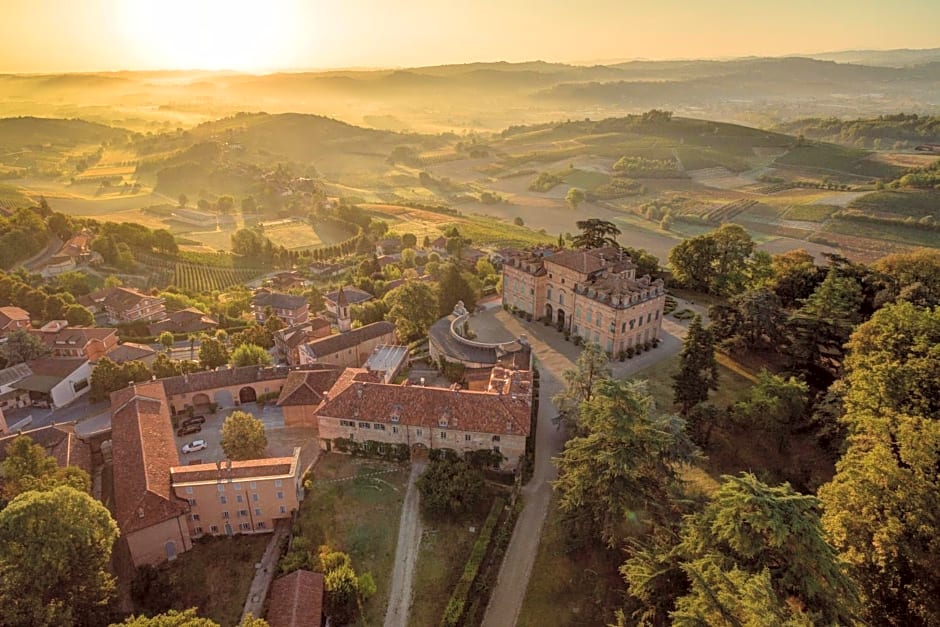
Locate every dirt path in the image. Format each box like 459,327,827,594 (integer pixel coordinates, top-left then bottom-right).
481,304,696,627
241,519,292,622
383,461,425,627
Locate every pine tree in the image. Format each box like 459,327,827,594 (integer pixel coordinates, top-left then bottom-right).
672,315,718,413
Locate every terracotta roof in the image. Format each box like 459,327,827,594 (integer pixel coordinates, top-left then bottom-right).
149,308,218,334
543,247,632,275
171,449,298,485
276,319,331,350
324,286,372,307
25,357,88,378
317,369,532,436
161,364,335,397
0,306,29,326
252,290,307,311
35,326,116,349
276,368,343,407
106,343,157,364
0,423,93,477
82,287,160,313
110,382,190,534
302,322,396,359
267,570,324,627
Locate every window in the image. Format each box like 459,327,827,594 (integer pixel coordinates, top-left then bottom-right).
234,483,242,490
274,479,282,487
238,509,248,517
210,525,218,533
374,423,385,431
416,429,422,437
277,491,284,500
255,508,262,516
185,487,194,494
340,419,355,427
279,505,287,514
235,494,242,503
191,514,200,521
257,521,266,529
392,426,398,434
219,495,227,504
492,435,501,442
530,288,534,295
596,313,602,326
655,310,659,319
561,278,565,284
593,331,600,343
240,522,251,531
249,482,257,489
647,313,652,323
217,485,225,492
575,306,581,320
465,434,472,441
440,432,447,439
547,287,552,301
188,498,197,506
252,493,259,502
622,322,627,333
194,526,203,534
609,321,615,333
630,319,635,330
586,309,592,324
358,421,371,429
607,339,614,352
222,511,230,519
558,293,565,305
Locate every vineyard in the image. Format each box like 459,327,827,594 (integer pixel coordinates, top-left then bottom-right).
139,254,266,291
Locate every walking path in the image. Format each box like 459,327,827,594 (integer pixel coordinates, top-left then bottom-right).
383,461,425,627
241,519,292,623
481,303,698,627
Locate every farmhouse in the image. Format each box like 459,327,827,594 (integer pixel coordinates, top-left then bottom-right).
274,318,331,365
0,306,31,335
81,287,166,324
315,365,533,471
251,289,309,326
502,246,666,355
323,285,373,318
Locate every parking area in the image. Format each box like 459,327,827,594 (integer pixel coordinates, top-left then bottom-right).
174,402,318,466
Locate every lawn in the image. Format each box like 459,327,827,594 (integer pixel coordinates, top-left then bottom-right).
775,143,900,179
263,222,324,250
289,453,408,626
141,534,270,627
409,494,496,626
848,189,940,219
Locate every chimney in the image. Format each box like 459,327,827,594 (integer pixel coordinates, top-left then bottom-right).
216,460,222,472
420,377,425,387
225,460,232,471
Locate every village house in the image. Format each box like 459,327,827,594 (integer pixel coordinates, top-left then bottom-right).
274,318,331,365
323,285,372,318
0,306,31,335
275,368,345,428
105,342,158,366
0,423,93,476
267,271,308,292
375,238,401,256
170,448,303,538
314,366,533,471
148,308,219,336
501,246,666,355
81,287,166,324
33,320,118,361
251,289,309,326
13,357,91,408
297,321,397,369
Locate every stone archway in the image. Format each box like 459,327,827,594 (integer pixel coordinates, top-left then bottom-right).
192,393,210,408
544,303,553,321
214,389,234,408
410,442,429,461
556,308,566,330
238,386,257,404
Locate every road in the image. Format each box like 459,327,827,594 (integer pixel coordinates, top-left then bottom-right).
480,302,699,627
383,462,425,627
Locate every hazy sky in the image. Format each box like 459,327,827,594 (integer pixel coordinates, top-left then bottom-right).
1,0,938,73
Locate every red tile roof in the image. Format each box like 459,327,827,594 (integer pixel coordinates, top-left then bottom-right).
267,570,324,627
171,449,298,484
0,424,93,477
110,382,190,534
316,370,532,436
35,326,116,349
302,322,396,359
276,369,343,407
0,306,30,326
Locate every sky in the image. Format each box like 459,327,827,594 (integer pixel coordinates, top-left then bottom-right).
1,0,939,73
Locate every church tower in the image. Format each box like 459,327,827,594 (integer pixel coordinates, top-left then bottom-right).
337,286,351,332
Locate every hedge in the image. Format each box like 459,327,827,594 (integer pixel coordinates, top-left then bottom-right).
331,438,411,462
440,497,505,627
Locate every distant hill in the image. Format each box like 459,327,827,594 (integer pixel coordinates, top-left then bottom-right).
807,48,940,67
774,115,940,149
0,116,129,151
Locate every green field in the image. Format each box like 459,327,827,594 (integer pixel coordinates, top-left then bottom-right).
848,189,940,219
774,143,900,179
782,204,836,222
560,168,610,190
677,145,751,171
825,217,940,248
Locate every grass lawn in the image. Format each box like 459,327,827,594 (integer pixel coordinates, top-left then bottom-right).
144,534,270,627
518,496,624,627
291,453,408,626
409,494,496,626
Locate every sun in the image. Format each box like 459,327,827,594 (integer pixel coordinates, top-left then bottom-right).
119,0,301,71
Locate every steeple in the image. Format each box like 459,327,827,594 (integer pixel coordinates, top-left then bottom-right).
337,286,351,332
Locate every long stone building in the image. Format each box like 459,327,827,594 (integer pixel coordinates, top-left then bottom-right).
501,246,666,354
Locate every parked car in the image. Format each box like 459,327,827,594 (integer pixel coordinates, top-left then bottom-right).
181,415,206,427
177,424,202,437
182,439,207,454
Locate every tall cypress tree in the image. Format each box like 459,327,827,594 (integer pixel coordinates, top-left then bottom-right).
672,315,719,413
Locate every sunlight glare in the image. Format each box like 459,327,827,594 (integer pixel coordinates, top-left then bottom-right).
119,0,303,71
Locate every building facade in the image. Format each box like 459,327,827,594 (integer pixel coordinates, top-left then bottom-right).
502,247,666,354
170,449,303,537
81,287,166,324
251,290,309,326
297,321,397,369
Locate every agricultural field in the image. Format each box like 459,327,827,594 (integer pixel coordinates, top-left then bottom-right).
848,189,940,219
139,254,267,291
262,219,352,251
782,204,836,222
774,143,901,180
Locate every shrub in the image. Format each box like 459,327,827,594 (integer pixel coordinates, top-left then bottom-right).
617,350,627,362
626,346,636,358
572,335,583,346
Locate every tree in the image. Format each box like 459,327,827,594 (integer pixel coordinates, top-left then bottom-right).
216,195,235,214
732,370,808,451
90,357,126,400
554,379,698,548
566,187,586,210
384,281,438,341
672,316,718,413
263,314,286,337
116,608,219,626
417,456,485,519
436,263,478,316
400,247,416,268
771,249,825,308
627,473,858,627
572,218,620,249
475,258,496,279
669,225,759,296
178,193,188,208
241,196,257,213
1,435,91,500
220,411,268,460
158,331,175,353
709,287,786,352
65,304,95,326
198,337,230,370
819,301,940,625
230,343,272,367
552,341,611,431
0,329,50,365
317,546,362,624
0,486,119,627
401,233,417,248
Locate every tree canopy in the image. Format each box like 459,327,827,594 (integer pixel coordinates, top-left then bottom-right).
572,218,620,249
672,315,719,413
220,411,268,461
230,343,272,367
1,435,91,500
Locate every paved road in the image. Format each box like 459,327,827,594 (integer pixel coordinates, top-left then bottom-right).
481,302,699,627
384,462,425,627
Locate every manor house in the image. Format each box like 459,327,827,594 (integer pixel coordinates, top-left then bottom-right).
501,246,666,354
